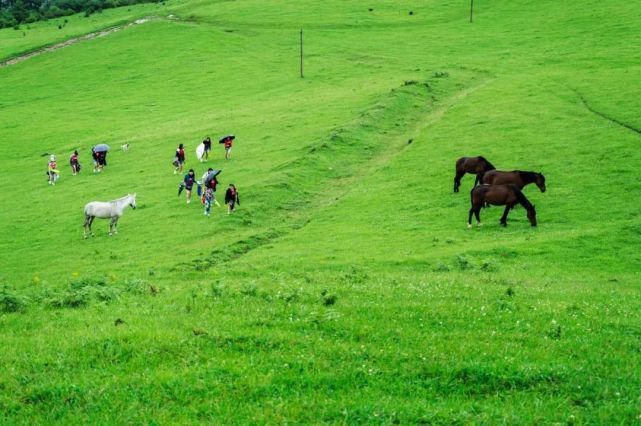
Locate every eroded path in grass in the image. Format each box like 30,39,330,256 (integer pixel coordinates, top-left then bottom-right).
0,17,154,68
175,69,491,272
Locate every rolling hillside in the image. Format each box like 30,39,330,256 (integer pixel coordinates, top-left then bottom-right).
1,0,640,422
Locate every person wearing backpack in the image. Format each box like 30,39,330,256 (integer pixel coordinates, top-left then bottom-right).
174,143,186,174
69,150,81,175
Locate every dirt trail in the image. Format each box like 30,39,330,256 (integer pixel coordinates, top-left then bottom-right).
0,17,153,68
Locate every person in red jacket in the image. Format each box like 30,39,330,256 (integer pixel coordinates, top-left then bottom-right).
174,143,186,174
69,150,80,175
224,184,240,214
224,138,233,160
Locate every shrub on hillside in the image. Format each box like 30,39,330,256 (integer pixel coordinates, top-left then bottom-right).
0,286,28,313
0,0,162,29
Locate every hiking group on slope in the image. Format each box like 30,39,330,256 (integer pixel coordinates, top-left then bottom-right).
175,135,240,217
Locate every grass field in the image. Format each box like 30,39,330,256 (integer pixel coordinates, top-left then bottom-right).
1,0,640,422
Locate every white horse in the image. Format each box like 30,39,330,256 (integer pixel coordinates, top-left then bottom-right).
83,193,136,238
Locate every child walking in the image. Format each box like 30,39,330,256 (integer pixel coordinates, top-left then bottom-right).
47,155,59,185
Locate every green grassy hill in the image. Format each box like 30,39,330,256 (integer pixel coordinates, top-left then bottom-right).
1,0,640,422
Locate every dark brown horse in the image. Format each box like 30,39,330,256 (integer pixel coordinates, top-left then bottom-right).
454,156,495,192
482,170,546,192
468,184,537,228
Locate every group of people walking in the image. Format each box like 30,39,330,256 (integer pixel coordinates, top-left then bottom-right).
179,168,240,216
46,145,109,185
173,135,234,174
176,135,240,217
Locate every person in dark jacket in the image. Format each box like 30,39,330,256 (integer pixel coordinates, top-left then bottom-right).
202,137,212,161
182,169,199,204
92,148,100,173
224,184,240,214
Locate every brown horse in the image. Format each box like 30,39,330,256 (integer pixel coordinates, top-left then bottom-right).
482,170,546,192
468,184,537,228
454,156,496,192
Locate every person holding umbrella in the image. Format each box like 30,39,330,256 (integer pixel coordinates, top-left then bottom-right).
201,168,221,215
219,135,235,160
93,143,110,172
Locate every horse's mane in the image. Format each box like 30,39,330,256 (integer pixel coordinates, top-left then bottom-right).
479,156,496,170
112,194,133,202
513,186,534,210
517,171,541,183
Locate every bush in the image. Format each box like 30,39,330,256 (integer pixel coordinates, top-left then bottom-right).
0,286,28,313
456,255,474,270
47,276,118,308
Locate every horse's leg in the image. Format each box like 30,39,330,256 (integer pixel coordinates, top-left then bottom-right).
454,172,463,193
109,218,115,235
468,207,474,228
113,217,119,234
474,207,482,227
87,216,95,236
83,215,89,238
500,206,511,226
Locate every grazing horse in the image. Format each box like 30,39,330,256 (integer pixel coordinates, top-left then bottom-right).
468,184,536,228
454,156,496,192
482,170,546,192
83,193,136,238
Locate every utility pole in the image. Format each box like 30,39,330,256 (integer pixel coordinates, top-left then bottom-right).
470,0,474,23
300,29,304,78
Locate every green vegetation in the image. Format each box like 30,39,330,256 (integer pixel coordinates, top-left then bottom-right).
0,0,159,29
1,0,640,422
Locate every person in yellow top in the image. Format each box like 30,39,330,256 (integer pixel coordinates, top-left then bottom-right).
47,154,60,185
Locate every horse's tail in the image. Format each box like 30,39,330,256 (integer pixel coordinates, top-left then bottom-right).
479,156,496,170
513,186,533,211
470,185,484,207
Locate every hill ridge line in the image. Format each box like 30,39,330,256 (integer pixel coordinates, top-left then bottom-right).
0,16,156,68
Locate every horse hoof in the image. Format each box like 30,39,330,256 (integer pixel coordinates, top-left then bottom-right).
477,223,482,227
467,224,472,229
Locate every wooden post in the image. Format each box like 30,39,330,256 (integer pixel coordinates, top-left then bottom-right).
470,0,474,23
300,29,304,78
